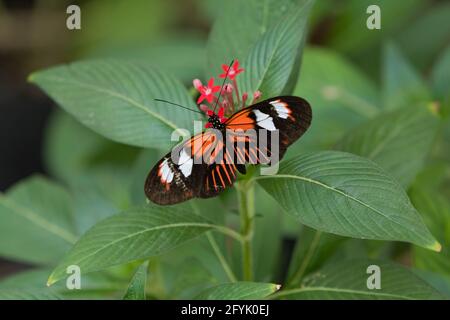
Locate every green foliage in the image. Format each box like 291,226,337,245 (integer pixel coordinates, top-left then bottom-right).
123,262,148,300
0,176,76,265
381,43,430,110
257,151,439,250
1,0,449,300
273,260,445,299
237,0,313,99
337,104,440,186
47,206,224,285
195,282,279,300
29,61,199,149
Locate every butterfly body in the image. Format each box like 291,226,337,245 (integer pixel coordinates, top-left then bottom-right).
145,96,312,205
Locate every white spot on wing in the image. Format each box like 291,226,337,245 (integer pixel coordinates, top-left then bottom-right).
253,109,276,131
160,159,174,183
270,100,290,119
259,117,276,131
180,158,193,177
253,109,270,121
178,148,191,165
166,170,174,183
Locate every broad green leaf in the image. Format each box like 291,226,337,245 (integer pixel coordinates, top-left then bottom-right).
382,43,430,110
206,0,311,75
431,44,450,101
0,176,77,265
44,110,139,183
195,282,280,300
29,60,199,149
273,260,445,300
0,268,127,299
237,0,314,99
257,151,440,250
286,227,344,286
289,47,379,154
413,269,450,298
0,269,52,289
163,257,218,299
123,261,148,300
410,188,450,279
0,289,62,300
48,205,221,285
396,2,450,70
70,168,133,234
86,35,207,84
336,104,440,187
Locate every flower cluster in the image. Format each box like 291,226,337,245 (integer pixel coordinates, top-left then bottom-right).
192,60,261,128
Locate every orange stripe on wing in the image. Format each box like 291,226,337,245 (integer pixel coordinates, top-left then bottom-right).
216,166,226,188
221,164,232,184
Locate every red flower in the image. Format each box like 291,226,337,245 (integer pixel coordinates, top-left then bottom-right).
219,60,244,80
197,78,221,104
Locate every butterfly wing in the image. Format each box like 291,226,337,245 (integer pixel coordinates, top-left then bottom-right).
199,148,245,199
145,96,312,205
145,131,217,205
225,95,312,162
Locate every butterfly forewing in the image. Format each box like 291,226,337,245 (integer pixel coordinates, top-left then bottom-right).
225,96,312,162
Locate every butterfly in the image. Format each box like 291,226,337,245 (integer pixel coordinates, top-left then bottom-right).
145,95,312,205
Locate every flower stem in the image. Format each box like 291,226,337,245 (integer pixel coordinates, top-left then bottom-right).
233,79,240,105
237,179,255,281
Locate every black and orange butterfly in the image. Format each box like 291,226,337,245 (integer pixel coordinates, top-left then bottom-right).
145,95,312,205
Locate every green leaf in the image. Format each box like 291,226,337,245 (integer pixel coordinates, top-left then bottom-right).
289,47,379,154
86,35,207,84
47,205,227,285
123,261,148,300
431,44,450,101
382,43,430,110
206,0,311,75
286,227,344,286
44,110,139,183
273,260,445,300
0,268,127,299
195,282,280,300
0,176,77,265
410,188,450,279
0,289,62,300
257,151,440,250
237,0,314,99
395,2,450,70
29,60,199,149
413,269,450,298
336,104,440,187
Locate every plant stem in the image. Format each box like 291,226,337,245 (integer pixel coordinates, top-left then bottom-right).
237,179,255,281
206,232,238,283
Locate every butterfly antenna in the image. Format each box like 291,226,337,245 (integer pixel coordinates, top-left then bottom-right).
213,59,234,113
154,99,203,114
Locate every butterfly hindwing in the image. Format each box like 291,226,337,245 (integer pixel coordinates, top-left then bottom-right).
144,132,213,205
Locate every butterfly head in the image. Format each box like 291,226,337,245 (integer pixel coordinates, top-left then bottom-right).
204,107,227,129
